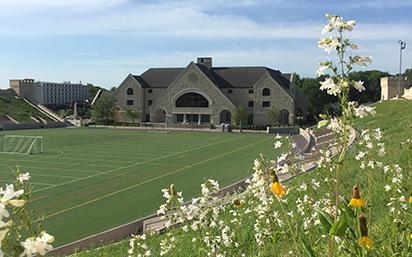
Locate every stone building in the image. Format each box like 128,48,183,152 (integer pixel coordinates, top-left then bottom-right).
104,57,307,126
381,77,411,100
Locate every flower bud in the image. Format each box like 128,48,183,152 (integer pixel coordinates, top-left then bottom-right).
352,185,360,199
170,184,177,197
269,168,276,176
233,198,241,208
359,215,368,237
271,174,279,183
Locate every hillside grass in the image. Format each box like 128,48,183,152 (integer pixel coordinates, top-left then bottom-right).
0,97,53,122
67,99,412,256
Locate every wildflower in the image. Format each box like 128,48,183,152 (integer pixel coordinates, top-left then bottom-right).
319,77,341,96
358,215,373,248
18,172,31,183
274,141,283,149
0,184,25,207
353,81,365,92
348,185,365,207
354,56,372,68
233,198,241,208
270,174,286,198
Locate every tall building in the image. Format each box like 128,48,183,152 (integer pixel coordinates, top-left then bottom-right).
9,79,89,107
103,57,308,126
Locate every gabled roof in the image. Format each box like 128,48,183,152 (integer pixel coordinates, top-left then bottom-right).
135,68,185,88
131,64,291,90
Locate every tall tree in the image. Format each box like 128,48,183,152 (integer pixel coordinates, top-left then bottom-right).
91,95,116,125
124,107,141,124
232,105,248,125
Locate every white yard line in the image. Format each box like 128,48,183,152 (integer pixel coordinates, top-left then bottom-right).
33,135,244,193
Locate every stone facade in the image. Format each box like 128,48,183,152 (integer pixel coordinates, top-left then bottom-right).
381,77,411,100
105,57,308,126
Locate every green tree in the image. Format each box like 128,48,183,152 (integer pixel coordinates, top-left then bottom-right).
124,107,141,124
348,70,391,103
65,109,74,117
91,95,116,125
231,105,247,125
267,107,281,125
88,83,107,98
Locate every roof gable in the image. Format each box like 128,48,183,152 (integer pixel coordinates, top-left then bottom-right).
132,63,291,90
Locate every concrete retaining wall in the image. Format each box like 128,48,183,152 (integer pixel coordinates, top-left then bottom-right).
267,126,300,134
1,122,67,130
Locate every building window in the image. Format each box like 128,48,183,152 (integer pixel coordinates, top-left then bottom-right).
127,100,133,105
248,101,254,107
176,93,209,108
148,89,153,93
201,114,210,123
262,101,270,107
148,100,153,106
145,114,150,122
127,88,133,95
228,89,233,94
262,88,270,96
176,114,184,122
249,89,254,94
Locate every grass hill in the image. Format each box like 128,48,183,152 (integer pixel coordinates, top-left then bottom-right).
0,97,53,122
61,99,412,256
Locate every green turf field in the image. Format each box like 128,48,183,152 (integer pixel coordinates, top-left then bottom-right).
0,128,284,247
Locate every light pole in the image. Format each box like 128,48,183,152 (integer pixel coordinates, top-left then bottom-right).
398,40,406,98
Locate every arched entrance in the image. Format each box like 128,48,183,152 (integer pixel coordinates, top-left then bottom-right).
219,110,231,124
280,109,290,124
154,109,166,123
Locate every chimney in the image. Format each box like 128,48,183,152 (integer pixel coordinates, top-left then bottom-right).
197,57,212,70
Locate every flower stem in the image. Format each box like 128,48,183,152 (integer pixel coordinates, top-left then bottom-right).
279,199,301,257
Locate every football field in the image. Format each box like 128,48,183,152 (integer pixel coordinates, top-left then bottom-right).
0,127,285,247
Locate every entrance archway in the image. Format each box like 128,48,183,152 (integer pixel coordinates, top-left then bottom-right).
219,110,231,124
154,109,166,123
280,109,290,124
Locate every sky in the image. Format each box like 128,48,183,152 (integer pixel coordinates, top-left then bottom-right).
0,0,411,90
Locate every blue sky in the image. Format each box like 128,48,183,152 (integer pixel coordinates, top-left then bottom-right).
0,0,411,90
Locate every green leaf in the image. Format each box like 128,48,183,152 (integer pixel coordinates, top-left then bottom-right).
301,238,317,257
314,208,333,234
272,232,283,244
329,212,348,237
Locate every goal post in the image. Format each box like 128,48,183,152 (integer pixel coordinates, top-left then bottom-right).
139,122,169,133
0,135,43,155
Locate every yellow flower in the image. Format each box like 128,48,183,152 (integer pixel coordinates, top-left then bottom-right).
348,197,365,207
409,196,412,203
271,182,286,198
348,185,365,207
233,198,241,208
358,236,373,248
